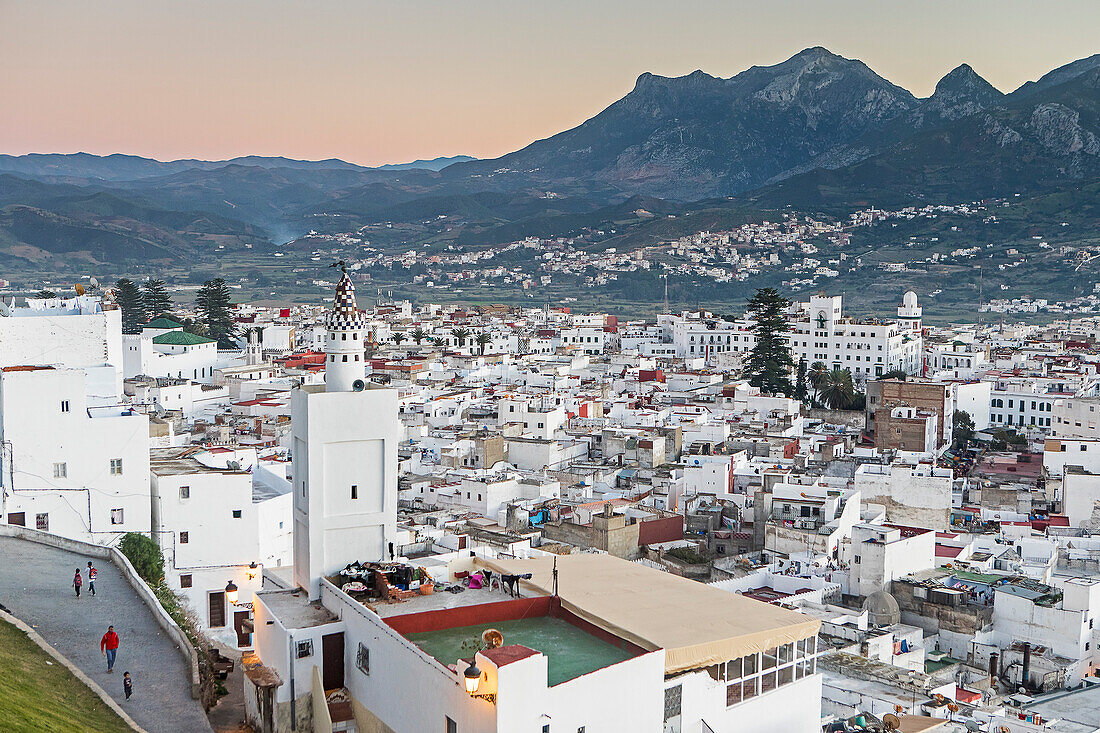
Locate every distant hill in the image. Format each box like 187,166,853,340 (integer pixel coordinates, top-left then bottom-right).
375,155,477,171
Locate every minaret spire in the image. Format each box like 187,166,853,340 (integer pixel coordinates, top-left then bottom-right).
324,264,366,392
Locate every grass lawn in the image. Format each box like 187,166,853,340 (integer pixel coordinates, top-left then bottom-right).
0,617,132,733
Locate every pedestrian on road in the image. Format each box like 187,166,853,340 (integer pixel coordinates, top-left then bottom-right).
87,561,98,596
100,625,119,673
73,568,83,598
123,672,133,700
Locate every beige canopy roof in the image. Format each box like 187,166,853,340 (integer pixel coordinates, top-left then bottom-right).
478,554,820,675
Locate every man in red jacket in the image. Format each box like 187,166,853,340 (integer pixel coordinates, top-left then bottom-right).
100,625,119,673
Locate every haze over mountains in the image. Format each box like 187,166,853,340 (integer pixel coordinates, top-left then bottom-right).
2,47,1099,268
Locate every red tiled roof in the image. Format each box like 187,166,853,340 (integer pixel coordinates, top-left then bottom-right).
481,645,540,667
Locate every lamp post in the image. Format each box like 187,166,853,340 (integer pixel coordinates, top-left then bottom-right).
463,661,481,695
225,579,253,610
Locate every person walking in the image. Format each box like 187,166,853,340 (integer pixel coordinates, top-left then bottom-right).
73,568,83,598
123,672,133,700
86,561,98,597
100,625,119,673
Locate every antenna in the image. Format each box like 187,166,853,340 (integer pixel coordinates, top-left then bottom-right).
552,556,559,597
883,713,901,731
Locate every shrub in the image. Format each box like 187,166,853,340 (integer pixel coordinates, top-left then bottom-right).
118,532,164,584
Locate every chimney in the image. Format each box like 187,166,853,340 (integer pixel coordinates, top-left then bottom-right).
1021,643,1031,690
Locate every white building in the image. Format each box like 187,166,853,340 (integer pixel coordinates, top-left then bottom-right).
854,462,953,530
150,446,292,646
662,291,923,383
0,294,124,403
292,272,399,599
0,366,150,542
122,318,219,382
248,553,822,733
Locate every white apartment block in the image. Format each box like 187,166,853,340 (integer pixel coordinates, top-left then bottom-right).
0,366,150,542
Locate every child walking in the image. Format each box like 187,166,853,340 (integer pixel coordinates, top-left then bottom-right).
123,672,133,700
73,568,83,598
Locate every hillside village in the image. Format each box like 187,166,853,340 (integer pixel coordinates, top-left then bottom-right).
8,276,1100,732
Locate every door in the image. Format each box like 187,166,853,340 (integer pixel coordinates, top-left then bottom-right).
234,610,251,647
7,512,25,526
208,591,226,628
321,632,344,690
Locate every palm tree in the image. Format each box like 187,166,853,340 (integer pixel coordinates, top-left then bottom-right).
391,332,407,346
474,332,492,355
451,327,471,348
808,361,829,400
410,327,427,345
820,369,856,410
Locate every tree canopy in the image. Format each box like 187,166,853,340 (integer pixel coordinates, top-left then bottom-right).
141,278,173,319
745,288,794,396
114,278,148,334
195,278,238,348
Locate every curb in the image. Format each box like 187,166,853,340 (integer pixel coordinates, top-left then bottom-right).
0,608,148,733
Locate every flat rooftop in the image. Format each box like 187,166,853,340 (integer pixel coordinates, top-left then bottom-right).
258,589,338,629
482,553,820,675
369,583,519,619
408,616,634,686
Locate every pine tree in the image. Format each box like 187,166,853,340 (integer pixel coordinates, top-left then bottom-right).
745,288,794,396
794,357,807,401
195,278,238,348
142,278,173,319
114,278,148,334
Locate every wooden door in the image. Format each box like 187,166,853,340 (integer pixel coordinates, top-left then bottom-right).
208,591,226,628
234,610,251,647
321,632,344,690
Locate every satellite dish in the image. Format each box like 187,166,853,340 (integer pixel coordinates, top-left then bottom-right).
153,403,167,418
883,713,901,731
89,277,99,289
74,283,86,296
227,460,241,470
481,628,504,648
352,379,366,392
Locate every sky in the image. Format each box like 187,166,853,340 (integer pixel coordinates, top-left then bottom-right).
2,0,1099,166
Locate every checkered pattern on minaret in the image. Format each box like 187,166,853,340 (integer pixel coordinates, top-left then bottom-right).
326,272,365,329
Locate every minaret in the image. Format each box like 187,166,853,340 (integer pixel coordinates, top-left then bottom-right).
324,271,366,392
292,268,398,599
246,328,262,366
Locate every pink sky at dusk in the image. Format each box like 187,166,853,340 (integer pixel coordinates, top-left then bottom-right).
2,0,1098,166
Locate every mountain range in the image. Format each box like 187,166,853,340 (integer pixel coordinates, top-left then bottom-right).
2,47,1099,269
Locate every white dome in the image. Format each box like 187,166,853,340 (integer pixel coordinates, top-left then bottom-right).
902,290,918,308
862,590,901,627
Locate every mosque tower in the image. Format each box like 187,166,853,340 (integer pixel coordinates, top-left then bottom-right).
292,268,398,599
324,269,366,392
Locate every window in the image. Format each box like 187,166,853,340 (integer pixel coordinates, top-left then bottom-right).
232,509,242,519
351,485,358,500
180,574,192,588
356,643,370,674
180,531,189,544
663,684,682,722
35,513,48,532
296,639,314,658
110,459,123,475
53,462,67,479
179,485,190,500
446,717,457,733
110,508,124,525
60,400,70,413
854,555,861,564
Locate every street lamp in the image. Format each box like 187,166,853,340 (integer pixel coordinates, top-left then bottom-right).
246,561,259,581
225,580,239,605
463,661,481,695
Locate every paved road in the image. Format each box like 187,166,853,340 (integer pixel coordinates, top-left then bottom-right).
0,536,213,733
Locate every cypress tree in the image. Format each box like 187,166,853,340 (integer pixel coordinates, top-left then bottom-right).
142,278,174,319
794,357,807,401
196,278,239,348
114,278,148,334
745,287,794,396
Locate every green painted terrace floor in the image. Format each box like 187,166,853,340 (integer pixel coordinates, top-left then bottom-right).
408,616,635,686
